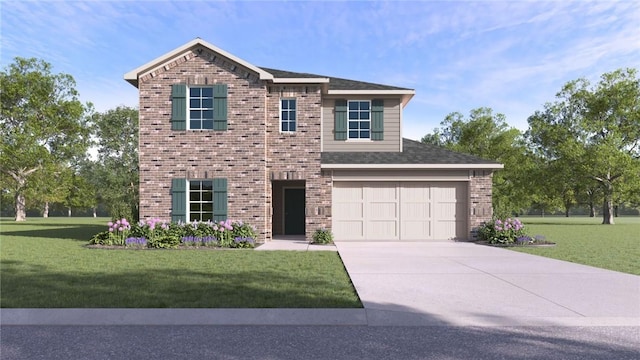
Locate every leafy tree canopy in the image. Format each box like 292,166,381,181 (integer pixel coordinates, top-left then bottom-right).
527,68,640,224
0,57,92,220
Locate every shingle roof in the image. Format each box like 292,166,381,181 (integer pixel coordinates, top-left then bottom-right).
259,67,412,91
321,138,501,165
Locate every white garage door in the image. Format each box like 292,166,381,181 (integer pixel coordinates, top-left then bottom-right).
332,182,467,241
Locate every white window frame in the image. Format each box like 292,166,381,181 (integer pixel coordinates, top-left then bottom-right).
188,86,214,130
187,179,214,222
347,100,371,140
280,98,297,133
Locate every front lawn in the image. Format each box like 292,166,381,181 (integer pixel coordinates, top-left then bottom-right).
512,216,640,275
0,218,361,308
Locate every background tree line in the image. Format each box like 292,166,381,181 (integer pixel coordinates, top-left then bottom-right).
422,68,640,224
2,57,639,224
1,58,139,221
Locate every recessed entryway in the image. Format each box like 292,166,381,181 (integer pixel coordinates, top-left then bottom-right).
272,180,306,237
284,188,305,235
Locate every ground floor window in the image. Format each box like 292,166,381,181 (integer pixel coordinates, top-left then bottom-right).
189,180,213,221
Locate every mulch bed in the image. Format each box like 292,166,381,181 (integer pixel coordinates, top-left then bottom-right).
475,241,556,248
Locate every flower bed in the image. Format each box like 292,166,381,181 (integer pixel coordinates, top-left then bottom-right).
89,218,257,249
477,218,551,246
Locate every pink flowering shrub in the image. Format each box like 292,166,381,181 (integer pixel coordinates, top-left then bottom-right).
90,218,256,249
104,218,131,245
478,217,527,244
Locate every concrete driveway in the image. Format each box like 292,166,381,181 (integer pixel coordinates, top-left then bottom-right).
335,241,640,326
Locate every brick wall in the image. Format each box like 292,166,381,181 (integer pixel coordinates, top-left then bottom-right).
265,86,332,241
138,46,269,240
468,170,494,240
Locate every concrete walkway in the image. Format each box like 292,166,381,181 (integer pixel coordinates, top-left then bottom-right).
254,237,337,251
3,241,639,327
335,241,640,326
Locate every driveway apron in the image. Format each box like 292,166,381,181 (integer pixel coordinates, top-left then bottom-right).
335,242,640,326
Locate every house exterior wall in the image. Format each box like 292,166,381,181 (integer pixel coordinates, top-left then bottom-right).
266,86,331,240
468,170,494,239
322,96,401,152
134,42,493,243
138,47,270,240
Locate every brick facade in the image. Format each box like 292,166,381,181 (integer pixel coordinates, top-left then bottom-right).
138,46,331,242
468,170,494,239
139,47,269,240
265,86,331,241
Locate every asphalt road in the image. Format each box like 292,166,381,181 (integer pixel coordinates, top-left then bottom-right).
1,325,638,360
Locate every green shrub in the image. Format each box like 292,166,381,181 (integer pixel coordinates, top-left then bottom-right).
148,234,181,249
109,203,132,222
478,218,526,244
312,228,334,245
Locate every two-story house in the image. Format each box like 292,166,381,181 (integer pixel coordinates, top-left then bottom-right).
125,38,502,242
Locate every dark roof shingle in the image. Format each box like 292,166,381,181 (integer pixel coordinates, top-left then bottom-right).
258,67,412,91
321,138,501,165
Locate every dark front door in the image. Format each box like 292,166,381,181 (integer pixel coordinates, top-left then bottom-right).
284,188,305,235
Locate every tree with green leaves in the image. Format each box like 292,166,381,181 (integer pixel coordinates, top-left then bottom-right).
0,57,92,221
64,171,97,217
25,162,72,217
90,106,139,220
527,68,640,224
421,107,533,216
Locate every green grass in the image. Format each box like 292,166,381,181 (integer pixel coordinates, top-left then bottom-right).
0,217,361,308
511,216,640,275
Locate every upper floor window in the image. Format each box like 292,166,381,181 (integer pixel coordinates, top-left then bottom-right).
348,100,370,139
189,87,214,130
280,99,296,132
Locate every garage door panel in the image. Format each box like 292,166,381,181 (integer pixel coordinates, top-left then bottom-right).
369,203,397,219
401,220,431,240
334,221,364,240
333,181,467,241
368,220,398,239
333,202,363,219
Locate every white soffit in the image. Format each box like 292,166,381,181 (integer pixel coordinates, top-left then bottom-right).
321,163,504,170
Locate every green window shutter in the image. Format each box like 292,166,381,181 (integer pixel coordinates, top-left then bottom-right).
213,178,228,222
171,84,187,130
213,84,228,131
171,178,186,223
334,99,347,140
371,99,384,141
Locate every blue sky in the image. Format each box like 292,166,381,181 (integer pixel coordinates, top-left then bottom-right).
2,1,639,139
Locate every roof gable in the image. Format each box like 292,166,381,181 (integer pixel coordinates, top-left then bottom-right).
125,39,415,104
124,38,274,87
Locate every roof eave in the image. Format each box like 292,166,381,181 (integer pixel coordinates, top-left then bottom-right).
327,89,416,107
320,163,504,170
271,78,330,84
124,38,274,88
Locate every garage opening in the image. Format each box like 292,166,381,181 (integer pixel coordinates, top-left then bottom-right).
332,181,467,241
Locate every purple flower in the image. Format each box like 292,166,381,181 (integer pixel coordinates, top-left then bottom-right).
107,221,113,227
108,227,114,232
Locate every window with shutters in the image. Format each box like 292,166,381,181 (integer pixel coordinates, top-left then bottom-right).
280,99,296,133
189,87,214,130
347,100,370,139
188,180,213,221
172,84,227,131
